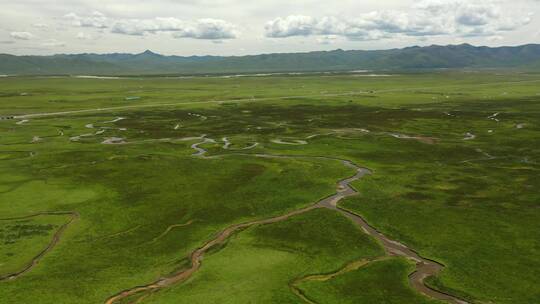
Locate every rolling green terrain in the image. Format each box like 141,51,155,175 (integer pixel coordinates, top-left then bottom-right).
0,71,539,304
297,258,439,304
0,213,71,278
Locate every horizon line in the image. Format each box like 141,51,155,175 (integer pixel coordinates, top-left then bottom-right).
2,42,540,58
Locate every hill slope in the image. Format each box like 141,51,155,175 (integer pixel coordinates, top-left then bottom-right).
2,44,540,75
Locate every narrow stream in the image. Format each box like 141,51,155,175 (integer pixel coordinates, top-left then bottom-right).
105,139,467,304
0,211,79,281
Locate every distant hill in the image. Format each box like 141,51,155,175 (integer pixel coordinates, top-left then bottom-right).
2,44,540,76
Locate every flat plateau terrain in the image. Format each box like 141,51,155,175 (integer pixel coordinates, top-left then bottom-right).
0,72,539,303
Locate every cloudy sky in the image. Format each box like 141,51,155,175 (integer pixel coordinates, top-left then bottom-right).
1,0,539,56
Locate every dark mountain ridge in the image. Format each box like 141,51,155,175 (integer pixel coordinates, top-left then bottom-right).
2,43,540,76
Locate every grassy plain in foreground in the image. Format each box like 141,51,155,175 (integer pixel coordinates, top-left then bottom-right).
0,72,538,303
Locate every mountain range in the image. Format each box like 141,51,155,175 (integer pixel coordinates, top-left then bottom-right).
2,43,540,76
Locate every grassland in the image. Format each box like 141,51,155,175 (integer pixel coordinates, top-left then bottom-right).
0,71,538,303
140,208,383,304
297,258,440,304
0,213,71,278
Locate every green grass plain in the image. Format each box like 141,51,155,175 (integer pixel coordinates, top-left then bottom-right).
0,71,539,303
0,214,69,276
297,258,440,304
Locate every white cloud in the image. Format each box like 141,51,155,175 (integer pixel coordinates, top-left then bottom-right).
317,35,339,45
63,12,238,40
417,0,530,36
487,35,504,41
64,11,108,28
32,23,48,29
264,15,319,37
10,32,34,40
172,19,239,39
76,32,92,40
111,17,183,36
265,0,531,41
265,14,415,41
41,39,66,47
0,0,537,55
